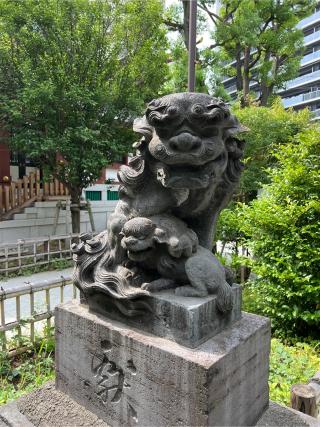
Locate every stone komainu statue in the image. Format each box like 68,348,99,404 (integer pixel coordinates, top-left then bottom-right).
72,93,246,315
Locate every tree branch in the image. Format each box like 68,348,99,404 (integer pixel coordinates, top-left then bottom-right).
163,19,184,32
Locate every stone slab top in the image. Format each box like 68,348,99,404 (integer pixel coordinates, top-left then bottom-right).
152,288,221,308
87,284,242,348
57,299,270,369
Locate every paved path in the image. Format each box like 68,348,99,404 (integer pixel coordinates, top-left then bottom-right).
0,268,74,326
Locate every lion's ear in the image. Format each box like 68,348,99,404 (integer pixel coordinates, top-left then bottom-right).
222,114,249,138
133,117,153,142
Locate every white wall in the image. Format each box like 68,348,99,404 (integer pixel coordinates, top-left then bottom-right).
0,200,118,244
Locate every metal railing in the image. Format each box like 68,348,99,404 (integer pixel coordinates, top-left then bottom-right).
304,30,320,46
301,50,320,67
297,10,320,29
0,274,78,350
284,70,320,90
283,89,320,108
311,109,320,120
0,234,79,276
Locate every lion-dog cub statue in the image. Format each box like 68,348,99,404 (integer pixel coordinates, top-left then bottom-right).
121,215,233,313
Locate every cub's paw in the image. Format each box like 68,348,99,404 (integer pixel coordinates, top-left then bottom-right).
141,278,175,292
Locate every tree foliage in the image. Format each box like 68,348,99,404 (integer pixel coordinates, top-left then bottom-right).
233,100,312,198
240,127,320,338
163,0,208,94
0,0,168,231
200,0,315,106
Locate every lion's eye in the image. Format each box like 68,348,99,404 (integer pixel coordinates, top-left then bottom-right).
192,104,205,115
166,106,178,116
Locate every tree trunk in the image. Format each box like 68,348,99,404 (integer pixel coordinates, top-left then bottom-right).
260,84,270,106
260,51,273,106
241,47,250,108
182,0,190,50
291,384,317,417
70,189,81,234
235,44,243,92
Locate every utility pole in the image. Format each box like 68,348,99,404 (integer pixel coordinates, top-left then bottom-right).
188,0,197,92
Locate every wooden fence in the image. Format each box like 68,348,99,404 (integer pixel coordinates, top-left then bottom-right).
0,234,79,276
0,274,78,351
0,170,68,219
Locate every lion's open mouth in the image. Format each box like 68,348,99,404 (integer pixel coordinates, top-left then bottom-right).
156,156,225,189
127,246,153,254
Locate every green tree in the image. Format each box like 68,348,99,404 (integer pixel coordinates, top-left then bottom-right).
239,127,320,338
200,0,314,106
0,0,168,232
163,0,208,93
233,100,312,199
215,103,312,284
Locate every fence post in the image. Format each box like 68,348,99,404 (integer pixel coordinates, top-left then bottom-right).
23,175,28,202
49,180,54,196
4,185,10,212
0,186,3,218
291,384,317,418
16,296,21,342
30,288,35,342
36,170,41,197
54,179,59,196
29,172,35,198
17,179,22,206
44,182,49,197
45,289,51,330
10,182,16,209
17,241,22,272
0,298,7,350
59,181,64,196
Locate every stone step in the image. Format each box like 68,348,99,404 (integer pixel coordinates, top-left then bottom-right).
13,213,38,220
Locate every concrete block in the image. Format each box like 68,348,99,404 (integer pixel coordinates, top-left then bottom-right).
1,384,319,427
55,300,270,427
88,285,241,348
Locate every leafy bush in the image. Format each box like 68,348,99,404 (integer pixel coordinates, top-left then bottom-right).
240,127,320,338
0,329,55,405
269,338,320,406
233,101,311,198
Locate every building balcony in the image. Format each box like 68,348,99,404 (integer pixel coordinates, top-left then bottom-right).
301,49,320,67
297,10,320,30
221,75,236,85
225,84,237,94
283,69,320,91
311,109,320,120
225,80,259,95
283,90,320,108
304,30,320,46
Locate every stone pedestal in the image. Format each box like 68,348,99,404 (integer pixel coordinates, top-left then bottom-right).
87,285,241,348
55,300,271,427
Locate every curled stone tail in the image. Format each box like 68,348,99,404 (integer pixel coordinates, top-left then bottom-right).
216,282,234,313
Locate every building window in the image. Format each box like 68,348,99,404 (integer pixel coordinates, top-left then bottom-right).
86,190,102,201
107,190,119,201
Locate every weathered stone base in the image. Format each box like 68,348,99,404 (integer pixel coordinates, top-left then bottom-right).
1,383,319,427
87,284,242,348
55,300,270,426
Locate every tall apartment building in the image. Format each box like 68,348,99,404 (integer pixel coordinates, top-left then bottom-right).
222,4,320,119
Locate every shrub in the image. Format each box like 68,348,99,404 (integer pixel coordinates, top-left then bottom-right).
269,338,320,406
240,127,320,338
